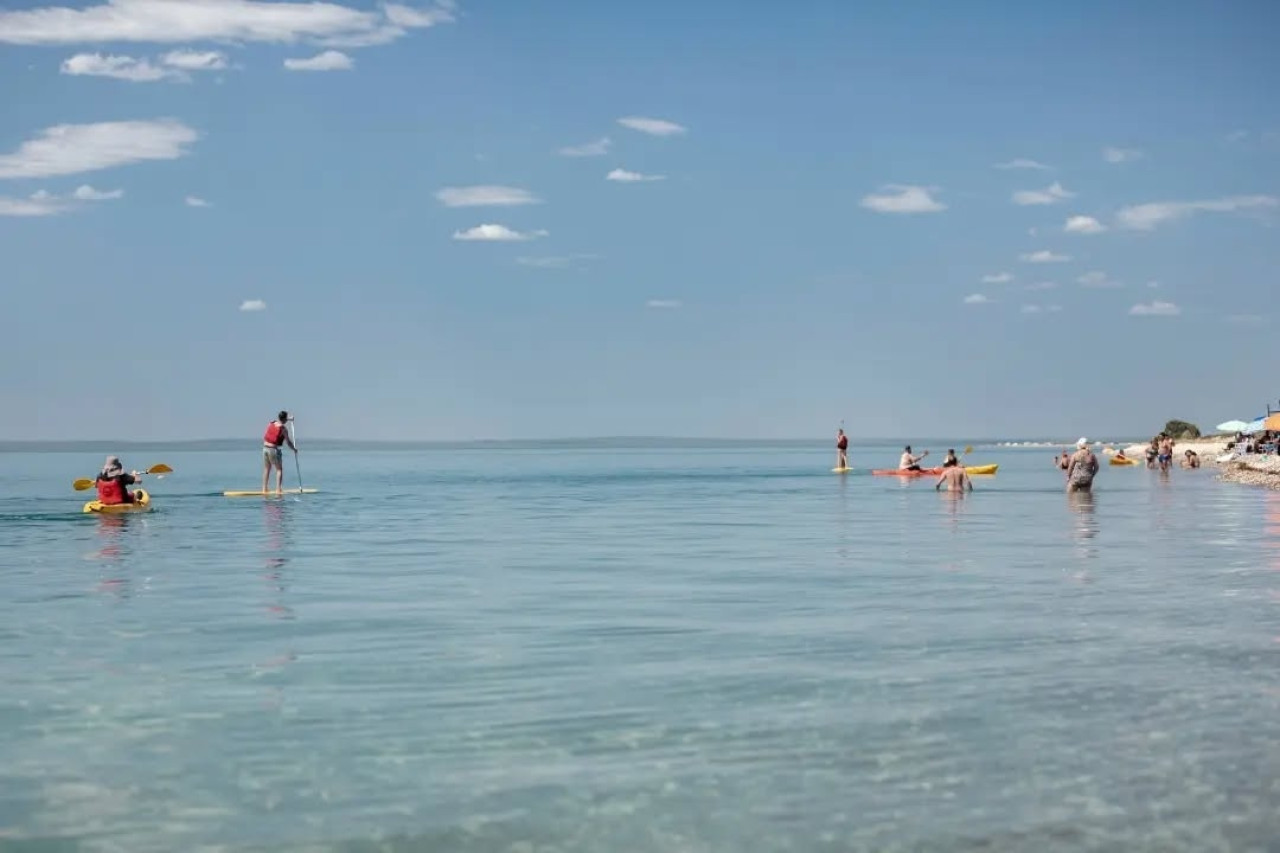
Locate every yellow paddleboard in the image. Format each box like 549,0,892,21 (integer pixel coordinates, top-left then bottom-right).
223,489,319,497
832,467,854,473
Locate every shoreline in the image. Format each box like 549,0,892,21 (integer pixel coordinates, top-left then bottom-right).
1117,437,1280,491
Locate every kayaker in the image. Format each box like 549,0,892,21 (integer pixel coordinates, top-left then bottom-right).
1114,448,1129,462
942,449,959,468
95,456,143,506
262,410,299,496
1066,437,1099,493
935,464,972,492
899,445,928,471
836,428,849,469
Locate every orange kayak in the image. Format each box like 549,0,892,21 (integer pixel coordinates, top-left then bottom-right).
872,468,943,477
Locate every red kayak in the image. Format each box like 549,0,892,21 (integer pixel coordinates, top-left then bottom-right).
871,468,942,477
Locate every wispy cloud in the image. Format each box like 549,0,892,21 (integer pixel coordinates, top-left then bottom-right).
1012,181,1074,206
0,0,454,47
1129,300,1180,316
435,185,540,207
1021,304,1063,315
963,293,990,304
185,195,210,207
61,52,171,81
516,254,598,269
452,224,546,242
1116,195,1278,231
239,299,267,312
1077,271,1119,288
1224,313,1267,326
558,137,611,157
1025,281,1058,291
617,116,686,137
606,168,664,183
60,48,229,82
994,158,1051,170
0,184,123,216
1064,215,1107,234
1020,250,1071,263
0,119,197,180
646,299,682,309
283,50,352,71
1103,146,1144,164
981,272,1013,284
161,49,228,71
860,184,946,214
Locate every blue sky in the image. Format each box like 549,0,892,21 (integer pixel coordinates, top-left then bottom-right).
1,0,1278,441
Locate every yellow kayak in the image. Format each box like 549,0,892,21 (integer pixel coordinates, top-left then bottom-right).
965,464,999,475
1109,457,1139,466
83,489,151,514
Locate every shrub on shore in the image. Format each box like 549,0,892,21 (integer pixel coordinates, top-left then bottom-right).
1163,419,1201,439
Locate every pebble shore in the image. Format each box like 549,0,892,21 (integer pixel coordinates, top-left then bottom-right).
1117,437,1280,490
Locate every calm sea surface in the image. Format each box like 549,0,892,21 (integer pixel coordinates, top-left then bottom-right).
1,443,1278,852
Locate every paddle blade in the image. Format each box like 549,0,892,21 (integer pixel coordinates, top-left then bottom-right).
73,478,95,491
964,445,973,454
146,463,173,475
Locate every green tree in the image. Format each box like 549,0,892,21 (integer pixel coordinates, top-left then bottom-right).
1163,419,1201,439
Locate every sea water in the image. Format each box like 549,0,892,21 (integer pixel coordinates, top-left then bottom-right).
1,443,1278,852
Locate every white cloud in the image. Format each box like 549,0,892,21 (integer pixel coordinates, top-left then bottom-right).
161,49,228,70
1147,281,1160,289
1064,215,1107,234
1115,195,1278,231
982,272,1013,284
72,184,123,200
647,299,681,309
1020,250,1070,263
1012,181,1074,206
860,184,946,214
452,224,545,242
1077,271,1119,288
61,52,174,81
0,119,197,180
0,0,454,46
185,195,210,207
239,299,267,312
963,293,990,304
1103,146,1144,164
435,185,540,207
1021,304,1062,315
1020,304,1042,314
1025,281,1058,291
283,50,352,71
1129,300,1180,316
617,116,686,137
558,137,611,157
606,168,664,183
994,158,1051,170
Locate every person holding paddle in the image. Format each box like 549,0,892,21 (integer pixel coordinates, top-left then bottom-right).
262,410,299,496
95,456,144,506
836,428,849,470
899,445,928,472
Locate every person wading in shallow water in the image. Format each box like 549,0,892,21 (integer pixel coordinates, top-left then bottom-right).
1066,437,1100,493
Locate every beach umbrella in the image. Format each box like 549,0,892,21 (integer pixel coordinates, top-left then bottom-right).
1245,417,1267,433
1265,413,1280,431
1216,419,1250,432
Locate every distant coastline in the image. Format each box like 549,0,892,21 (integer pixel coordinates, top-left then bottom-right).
1,436,1148,453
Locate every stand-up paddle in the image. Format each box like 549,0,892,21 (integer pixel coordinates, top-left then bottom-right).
290,417,304,494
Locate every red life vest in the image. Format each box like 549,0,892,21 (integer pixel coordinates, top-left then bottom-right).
96,477,126,505
263,421,287,446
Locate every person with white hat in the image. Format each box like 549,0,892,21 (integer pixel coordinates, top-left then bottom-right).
1065,437,1099,493
94,456,144,506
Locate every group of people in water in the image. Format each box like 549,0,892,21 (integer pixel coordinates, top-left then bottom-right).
92,410,300,506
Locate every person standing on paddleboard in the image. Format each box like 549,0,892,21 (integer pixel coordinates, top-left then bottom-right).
836,428,849,469
262,411,299,496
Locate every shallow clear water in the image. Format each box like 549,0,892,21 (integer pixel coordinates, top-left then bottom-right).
2,443,1279,852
